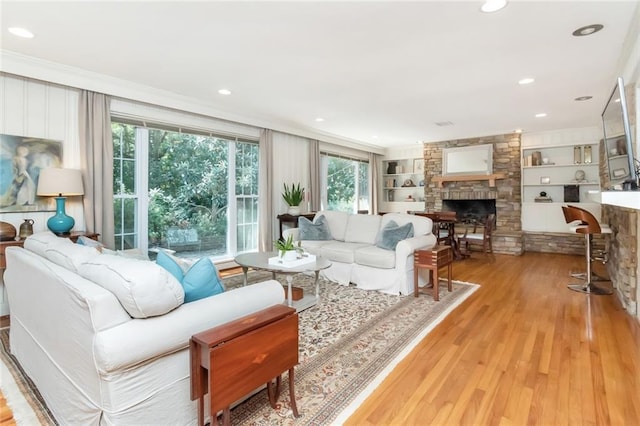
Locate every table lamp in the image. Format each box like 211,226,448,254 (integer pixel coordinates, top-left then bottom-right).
36,168,84,235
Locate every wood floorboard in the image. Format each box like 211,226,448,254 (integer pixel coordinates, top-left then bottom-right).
1,254,639,425
345,252,640,426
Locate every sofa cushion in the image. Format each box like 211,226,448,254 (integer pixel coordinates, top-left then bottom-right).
78,255,184,318
23,231,62,257
381,213,431,236
354,245,396,269
320,241,369,263
376,220,414,250
157,251,224,303
298,215,332,240
316,210,349,241
44,238,101,273
344,214,382,244
299,239,333,256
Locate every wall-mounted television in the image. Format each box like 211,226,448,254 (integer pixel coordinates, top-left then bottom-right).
602,76,637,190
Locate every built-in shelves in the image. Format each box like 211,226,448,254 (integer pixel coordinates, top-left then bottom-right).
521,142,602,232
381,158,424,203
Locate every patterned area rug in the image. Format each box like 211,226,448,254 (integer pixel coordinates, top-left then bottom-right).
0,272,478,425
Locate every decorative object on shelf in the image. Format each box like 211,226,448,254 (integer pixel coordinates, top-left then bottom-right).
282,182,305,215
539,191,547,197
18,218,34,239
574,145,582,164
564,185,580,202
388,191,394,202
532,151,542,166
386,162,397,174
413,159,424,173
419,180,425,187
609,148,618,156
583,145,592,164
401,179,415,187
574,169,586,182
616,138,627,156
540,176,551,184
0,221,17,241
36,168,84,235
542,157,550,165
406,195,415,202
535,191,552,202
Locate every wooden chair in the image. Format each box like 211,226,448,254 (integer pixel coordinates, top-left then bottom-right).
457,213,495,255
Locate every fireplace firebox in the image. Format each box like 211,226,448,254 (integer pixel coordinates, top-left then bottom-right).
442,199,496,224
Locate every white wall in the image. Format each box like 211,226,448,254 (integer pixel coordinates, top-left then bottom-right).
0,74,83,315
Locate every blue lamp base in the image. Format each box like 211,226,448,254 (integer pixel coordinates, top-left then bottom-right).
47,196,75,235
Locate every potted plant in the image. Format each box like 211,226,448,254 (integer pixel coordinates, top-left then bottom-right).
282,183,305,215
274,235,299,261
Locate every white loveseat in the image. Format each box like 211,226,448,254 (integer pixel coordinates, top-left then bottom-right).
284,211,436,295
4,232,285,425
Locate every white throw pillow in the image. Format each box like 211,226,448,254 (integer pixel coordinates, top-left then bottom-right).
44,238,101,273
78,255,185,318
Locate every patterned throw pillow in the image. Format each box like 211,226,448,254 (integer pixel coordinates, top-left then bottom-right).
298,215,332,240
375,220,415,250
156,251,225,303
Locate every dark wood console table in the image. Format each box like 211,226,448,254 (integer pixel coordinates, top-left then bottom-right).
276,213,316,240
190,305,299,426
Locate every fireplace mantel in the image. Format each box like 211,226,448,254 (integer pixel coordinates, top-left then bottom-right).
432,173,506,188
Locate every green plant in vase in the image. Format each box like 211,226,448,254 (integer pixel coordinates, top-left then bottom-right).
282,183,305,215
274,235,300,261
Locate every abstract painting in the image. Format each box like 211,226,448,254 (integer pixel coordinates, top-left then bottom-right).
0,134,63,212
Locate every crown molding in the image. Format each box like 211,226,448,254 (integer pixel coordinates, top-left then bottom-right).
0,50,384,154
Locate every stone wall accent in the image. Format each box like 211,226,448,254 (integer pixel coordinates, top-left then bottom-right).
422,133,523,254
524,232,606,256
604,205,637,314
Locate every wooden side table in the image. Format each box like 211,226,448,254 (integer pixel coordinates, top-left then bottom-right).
190,305,299,426
0,231,100,270
414,246,453,301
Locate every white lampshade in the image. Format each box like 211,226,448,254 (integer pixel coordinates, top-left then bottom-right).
37,168,84,197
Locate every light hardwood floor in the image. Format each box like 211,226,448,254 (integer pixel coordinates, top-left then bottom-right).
2,253,639,425
346,252,640,425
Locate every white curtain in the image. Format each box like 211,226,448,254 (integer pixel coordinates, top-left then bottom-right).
369,152,380,215
309,139,321,211
79,91,115,249
258,129,274,251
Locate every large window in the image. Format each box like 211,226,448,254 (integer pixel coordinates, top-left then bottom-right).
112,121,259,259
321,154,369,213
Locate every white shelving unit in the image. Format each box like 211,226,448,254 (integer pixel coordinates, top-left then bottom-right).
521,143,601,232
381,158,424,207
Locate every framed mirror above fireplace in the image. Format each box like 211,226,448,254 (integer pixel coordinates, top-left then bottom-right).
442,143,493,176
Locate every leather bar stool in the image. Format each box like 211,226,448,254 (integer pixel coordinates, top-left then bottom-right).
561,206,609,282
563,205,613,295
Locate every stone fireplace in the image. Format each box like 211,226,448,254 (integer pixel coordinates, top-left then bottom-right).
422,133,524,254
442,199,496,224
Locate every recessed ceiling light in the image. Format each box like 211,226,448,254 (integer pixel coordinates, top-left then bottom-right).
372,135,378,139
574,96,593,101
514,129,523,133
518,77,535,85
315,117,325,122
217,89,231,95
8,27,34,38
572,24,604,37
480,0,508,13
535,113,547,118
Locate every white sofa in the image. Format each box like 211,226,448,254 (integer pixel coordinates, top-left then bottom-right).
3,232,285,425
284,211,436,295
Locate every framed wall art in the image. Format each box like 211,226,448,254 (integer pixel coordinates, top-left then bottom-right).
0,134,63,213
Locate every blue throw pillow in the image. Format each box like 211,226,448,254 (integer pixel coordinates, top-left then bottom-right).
299,215,332,240
376,220,415,250
157,251,224,303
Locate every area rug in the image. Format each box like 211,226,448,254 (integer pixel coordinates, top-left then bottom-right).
0,272,478,425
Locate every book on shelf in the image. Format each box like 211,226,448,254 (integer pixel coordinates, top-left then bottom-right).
534,196,553,203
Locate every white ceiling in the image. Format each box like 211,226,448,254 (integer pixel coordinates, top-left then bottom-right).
1,1,639,149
